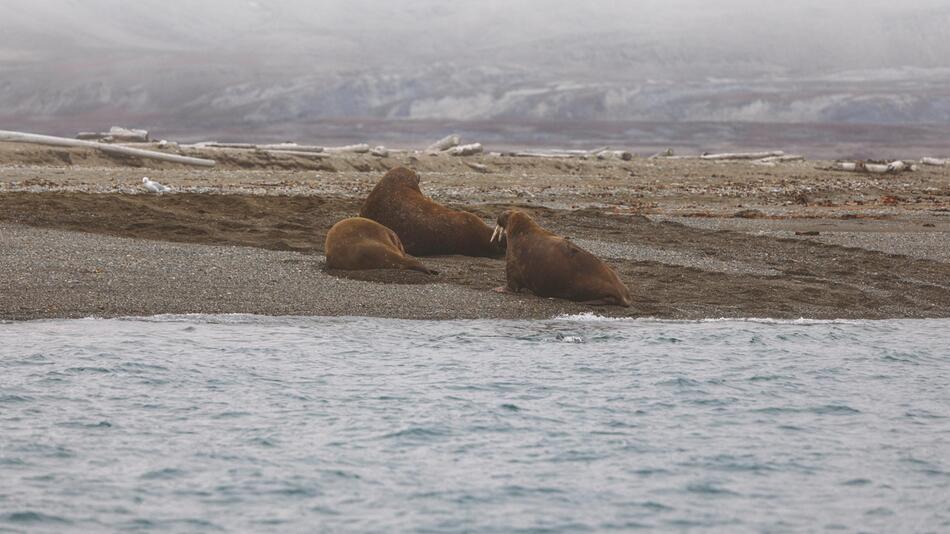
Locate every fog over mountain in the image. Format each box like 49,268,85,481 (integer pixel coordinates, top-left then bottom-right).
2,0,950,149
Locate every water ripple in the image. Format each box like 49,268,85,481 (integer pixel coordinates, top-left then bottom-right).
0,316,947,532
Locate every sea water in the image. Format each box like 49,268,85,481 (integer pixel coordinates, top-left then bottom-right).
1,315,948,532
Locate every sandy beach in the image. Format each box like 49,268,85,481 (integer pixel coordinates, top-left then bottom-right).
1,143,949,321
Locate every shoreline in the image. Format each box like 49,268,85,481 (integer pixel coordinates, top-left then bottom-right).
1,147,948,322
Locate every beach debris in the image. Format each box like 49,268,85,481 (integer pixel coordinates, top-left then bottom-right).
257,143,324,153
494,146,634,160
261,150,329,159
508,151,575,159
701,150,786,161
920,157,948,166
190,142,325,153
426,134,461,153
370,146,390,157
832,160,917,174
324,143,370,154
758,154,805,163
447,143,483,156
77,126,150,143
463,161,490,173
649,148,675,159
595,149,634,161
796,231,821,236
0,129,216,167
142,177,170,193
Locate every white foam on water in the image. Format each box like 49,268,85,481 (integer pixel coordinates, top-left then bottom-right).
553,313,866,326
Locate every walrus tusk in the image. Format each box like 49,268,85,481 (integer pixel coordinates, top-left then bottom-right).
491,225,504,244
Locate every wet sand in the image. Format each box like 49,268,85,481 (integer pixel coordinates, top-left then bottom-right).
1,143,948,320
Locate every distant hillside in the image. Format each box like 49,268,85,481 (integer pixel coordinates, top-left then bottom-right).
2,0,950,140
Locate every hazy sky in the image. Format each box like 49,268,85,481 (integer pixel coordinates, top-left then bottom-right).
3,0,950,133
2,0,950,73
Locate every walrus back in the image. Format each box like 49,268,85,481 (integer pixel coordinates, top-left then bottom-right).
360,169,503,257
325,217,434,274
507,233,631,307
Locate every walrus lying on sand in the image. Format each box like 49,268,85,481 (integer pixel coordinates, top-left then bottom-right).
491,210,632,307
325,217,436,274
360,167,504,257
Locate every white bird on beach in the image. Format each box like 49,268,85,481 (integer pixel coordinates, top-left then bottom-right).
142,176,170,193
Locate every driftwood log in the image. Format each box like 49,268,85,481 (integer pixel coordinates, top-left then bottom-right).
463,161,490,173
324,144,370,154
649,148,675,159
194,142,325,153
596,150,633,161
77,126,150,143
261,150,329,159
370,146,390,157
0,130,216,167
921,157,948,166
447,143,483,156
508,152,574,159
701,151,785,161
832,161,916,174
426,134,461,153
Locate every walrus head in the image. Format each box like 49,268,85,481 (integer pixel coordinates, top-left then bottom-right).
381,166,422,192
491,209,533,244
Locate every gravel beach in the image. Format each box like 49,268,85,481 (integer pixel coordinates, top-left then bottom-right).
1,143,948,320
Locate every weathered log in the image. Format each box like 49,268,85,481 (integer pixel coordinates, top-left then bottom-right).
596,150,634,161
509,151,574,159
195,142,257,149
832,160,914,174
463,161,490,173
921,157,948,166
758,155,805,163
701,151,785,161
426,134,461,152
257,143,324,153
108,126,150,143
447,143,483,156
261,150,329,159
370,146,390,157
0,130,216,167
649,148,675,159
187,142,327,154
324,143,370,154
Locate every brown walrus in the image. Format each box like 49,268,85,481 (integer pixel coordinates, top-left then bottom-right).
325,217,436,274
491,210,632,307
359,167,504,257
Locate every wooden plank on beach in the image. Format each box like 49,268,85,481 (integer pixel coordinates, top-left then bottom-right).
832,160,916,174
447,143,483,156
324,144,370,154
758,155,805,164
261,150,330,159
0,129,216,167
701,151,785,161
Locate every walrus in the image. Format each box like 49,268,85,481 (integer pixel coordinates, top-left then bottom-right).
491,210,632,307
325,217,436,274
359,167,504,257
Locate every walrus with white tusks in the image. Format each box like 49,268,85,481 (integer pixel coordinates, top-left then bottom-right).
491,210,632,307
325,217,437,274
359,167,504,257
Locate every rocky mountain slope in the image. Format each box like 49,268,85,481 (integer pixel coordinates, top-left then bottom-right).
2,0,950,141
